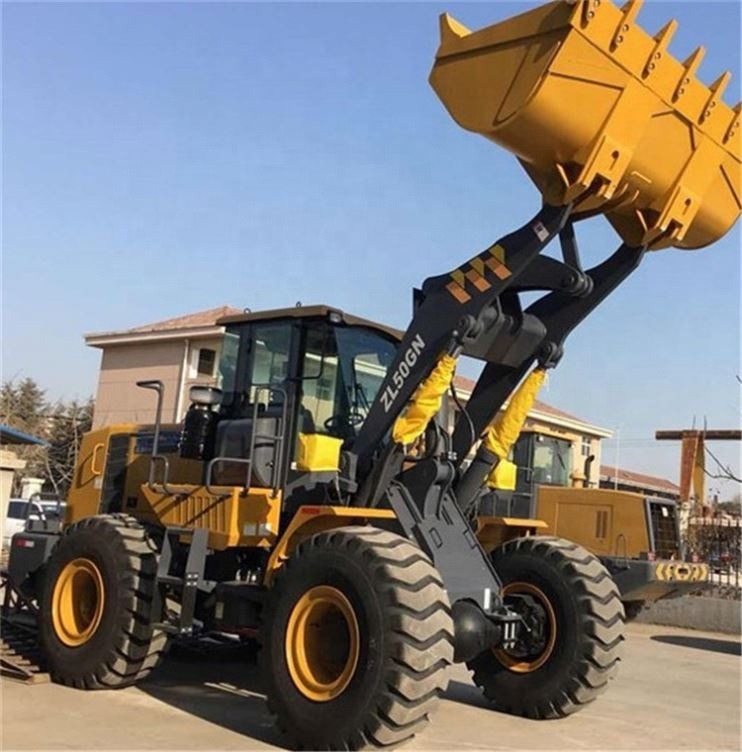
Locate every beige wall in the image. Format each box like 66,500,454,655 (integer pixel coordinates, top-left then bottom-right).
93,341,185,428
92,336,224,429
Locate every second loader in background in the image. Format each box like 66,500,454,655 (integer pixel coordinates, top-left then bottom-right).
479,426,710,622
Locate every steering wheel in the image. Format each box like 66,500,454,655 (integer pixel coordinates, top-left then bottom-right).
323,411,365,437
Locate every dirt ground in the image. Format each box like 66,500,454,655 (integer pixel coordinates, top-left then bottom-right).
1,622,740,751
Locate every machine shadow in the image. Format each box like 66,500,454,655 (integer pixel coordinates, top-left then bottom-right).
440,678,542,721
138,644,503,747
651,634,742,656
443,679,493,710
138,642,288,749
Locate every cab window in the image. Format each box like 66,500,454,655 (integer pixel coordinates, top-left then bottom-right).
248,322,293,404
531,435,572,486
297,324,397,442
299,325,341,435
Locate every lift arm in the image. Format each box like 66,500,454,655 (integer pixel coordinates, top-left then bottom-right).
353,202,575,471
349,188,649,634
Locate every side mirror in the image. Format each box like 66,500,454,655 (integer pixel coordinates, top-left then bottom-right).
189,385,222,407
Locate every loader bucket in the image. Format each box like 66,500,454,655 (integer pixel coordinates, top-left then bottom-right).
429,0,741,250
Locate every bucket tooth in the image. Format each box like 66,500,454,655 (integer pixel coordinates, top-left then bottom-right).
701,71,732,123
439,13,470,44
612,0,644,49
643,20,678,78
674,46,705,101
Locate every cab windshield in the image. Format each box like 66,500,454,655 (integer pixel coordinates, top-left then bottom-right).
299,325,397,441
530,434,572,487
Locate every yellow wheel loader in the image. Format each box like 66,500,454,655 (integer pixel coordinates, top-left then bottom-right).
3,1,739,748
479,428,711,622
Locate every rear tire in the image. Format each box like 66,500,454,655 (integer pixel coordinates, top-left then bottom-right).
38,514,168,689
468,536,624,719
261,526,454,750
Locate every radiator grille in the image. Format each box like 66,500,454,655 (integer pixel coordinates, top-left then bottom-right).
100,434,131,514
648,500,680,559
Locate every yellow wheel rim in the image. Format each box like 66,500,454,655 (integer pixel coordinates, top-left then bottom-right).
51,557,105,647
285,585,360,702
494,581,557,674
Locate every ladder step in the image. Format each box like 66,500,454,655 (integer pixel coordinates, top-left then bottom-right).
158,574,185,587
0,619,49,683
151,622,190,635
164,526,201,536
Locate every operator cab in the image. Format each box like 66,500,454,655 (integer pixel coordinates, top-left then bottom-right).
179,305,400,503
512,431,572,491
480,430,573,518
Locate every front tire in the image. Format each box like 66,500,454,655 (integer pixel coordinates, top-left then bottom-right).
262,526,454,749
468,536,624,719
38,514,168,689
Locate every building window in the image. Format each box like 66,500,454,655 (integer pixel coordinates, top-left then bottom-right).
316,375,335,402
196,348,217,377
581,436,592,457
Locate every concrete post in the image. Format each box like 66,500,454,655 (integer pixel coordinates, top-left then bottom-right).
0,449,27,553
20,477,44,500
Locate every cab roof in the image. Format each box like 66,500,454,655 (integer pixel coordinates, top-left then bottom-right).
217,304,403,342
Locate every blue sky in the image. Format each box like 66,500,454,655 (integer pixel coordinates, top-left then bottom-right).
2,1,740,494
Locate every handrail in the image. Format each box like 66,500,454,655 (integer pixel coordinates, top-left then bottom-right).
90,442,105,476
205,456,252,498
136,379,180,497
204,383,288,499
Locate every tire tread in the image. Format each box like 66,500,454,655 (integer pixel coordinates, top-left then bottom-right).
41,514,168,690
470,535,624,719
263,525,453,750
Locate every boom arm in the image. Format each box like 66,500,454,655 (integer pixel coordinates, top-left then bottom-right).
348,199,645,630
355,205,645,489
453,237,645,512
353,202,575,473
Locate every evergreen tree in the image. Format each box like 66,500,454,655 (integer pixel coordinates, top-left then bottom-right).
1,377,49,487
1,378,94,499
1,377,47,430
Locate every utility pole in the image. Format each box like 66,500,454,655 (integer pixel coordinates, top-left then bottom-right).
657,428,741,552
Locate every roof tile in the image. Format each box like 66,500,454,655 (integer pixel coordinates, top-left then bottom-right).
125,306,243,333
453,375,586,424
599,465,679,493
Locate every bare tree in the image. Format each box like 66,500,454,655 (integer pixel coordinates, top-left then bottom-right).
44,400,94,499
703,444,742,485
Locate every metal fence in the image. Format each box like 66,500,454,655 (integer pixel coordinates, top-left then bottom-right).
685,517,741,600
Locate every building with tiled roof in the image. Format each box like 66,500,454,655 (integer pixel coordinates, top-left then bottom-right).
452,375,611,487
599,465,680,500
86,306,242,427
